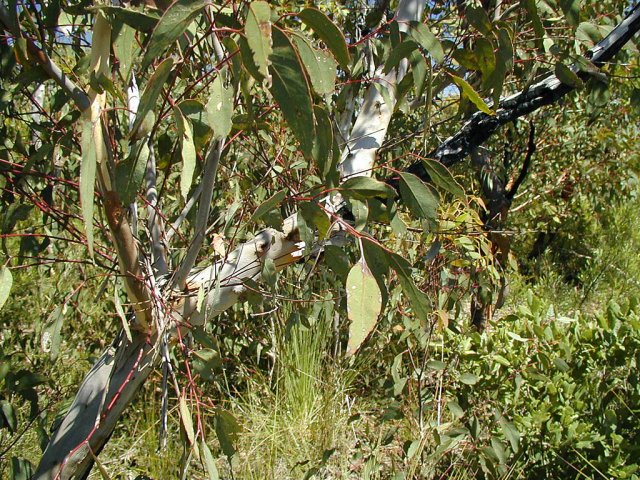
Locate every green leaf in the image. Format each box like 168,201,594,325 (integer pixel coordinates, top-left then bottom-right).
447,401,465,419
398,172,439,220
312,105,335,179
174,106,197,200
79,117,97,257
270,28,315,158
262,257,277,287
383,250,431,319
560,0,580,27
555,62,583,89
383,40,418,74
179,396,196,446
93,5,159,32
113,23,138,81
249,189,287,224
449,74,495,115
299,201,331,240
215,410,241,459
521,0,544,50
466,5,493,36
206,71,234,140
141,0,206,69
192,349,222,381
245,1,272,81
298,7,350,71
116,141,149,205
460,373,479,385
426,360,446,370
341,176,396,199
421,160,465,198
346,257,382,355
0,400,16,432
408,22,444,63
498,414,520,451
474,37,496,85
0,266,12,311
201,441,220,480
129,58,174,141
576,22,602,48
41,305,66,360
291,34,338,95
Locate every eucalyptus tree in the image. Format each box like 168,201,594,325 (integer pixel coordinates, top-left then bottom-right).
0,0,639,478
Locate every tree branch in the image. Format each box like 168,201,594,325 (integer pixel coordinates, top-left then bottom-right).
405,2,640,178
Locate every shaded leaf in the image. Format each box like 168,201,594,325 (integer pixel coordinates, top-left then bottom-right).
201,441,220,480
0,400,16,432
346,257,382,355
408,22,444,63
383,40,418,74
215,410,241,459
498,414,520,451
269,28,315,157
79,117,97,257
93,5,159,32
421,159,464,197
249,189,287,224
141,0,206,69
312,105,335,179
129,58,174,141
291,33,337,95
398,172,439,220
341,176,396,199
555,62,583,89
299,7,350,70
116,141,149,205
299,201,331,240
382,250,431,319
179,397,196,446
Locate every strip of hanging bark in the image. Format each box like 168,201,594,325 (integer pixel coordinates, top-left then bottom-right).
405,3,640,178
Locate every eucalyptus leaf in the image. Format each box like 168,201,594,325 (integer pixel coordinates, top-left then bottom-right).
245,1,272,81
346,257,382,355
299,7,351,71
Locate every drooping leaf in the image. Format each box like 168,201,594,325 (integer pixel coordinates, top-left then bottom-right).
93,5,159,33
460,372,479,385
79,116,97,257
521,0,544,50
465,5,493,36
113,23,138,80
179,396,196,446
475,37,496,85
0,266,12,311
129,58,174,141
116,141,149,205
497,413,520,451
291,33,337,95
421,159,465,197
41,304,66,360
299,201,331,240
576,22,602,48
346,257,382,355
244,1,272,81
383,40,418,74
269,27,315,157
174,106,197,200
206,71,234,139
0,400,16,432
560,0,580,27
192,348,222,381
341,176,396,199
408,22,444,63
312,105,334,179
141,0,206,69
249,189,287,224
201,441,220,480
298,7,350,71
398,172,439,221
555,62,583,89
215,410,241,459
450,74,494,115
382,250,432,319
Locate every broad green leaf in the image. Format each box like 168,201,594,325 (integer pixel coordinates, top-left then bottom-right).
270,28,315,157
0,400,16,432
79,117,97,257
249,189,287,223
341,176,396,199
497,414,520,451
560,0,580,27
450,74,495,115
324,245,350,280
555,62,583,89
427,360,446,370
408,22,444,63
206,71,234,139
116,141,149,205
201,441,220,480
383,40,418,74
129,58,174,141
466,5,493,36
447,401,465,419
174,106,197,200
312,105,334,179
421,160,464,198
262,257,277,287
576,22,602,47
0,266,12,311
179,397,196,446
192,349,222,381
299,7,350,71
41,305,66,360
141,0,206,69
93,5,159,32
291,34,337,95
299,201,331,240
460,372,479,385
215,410,241,459
346,257,382,355
245,1,272,81
398,172,439,220
239,35,265,82
113,23,138,80
452,48,480,71
383,251,431,319
475,37,496,85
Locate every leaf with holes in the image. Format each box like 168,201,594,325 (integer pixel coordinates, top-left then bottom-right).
346,257,382,355
299,7,350,71
291,33,337,95
206,71,234,140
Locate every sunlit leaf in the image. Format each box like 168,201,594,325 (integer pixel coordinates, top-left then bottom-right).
555,62,583,89
179,397,196,446
450,74,495,115
408,22,444,63
299,7,351,71
346,257,382,355
244,1,272,81
129,58,174,141
206,71,234,139
341,176,396,199
0,266,12,311
421,159,464,198
201,441,220,480
398,172,439,220
174,106,197,200
79,116,97,257
41,304,66,360
291,33,337,95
